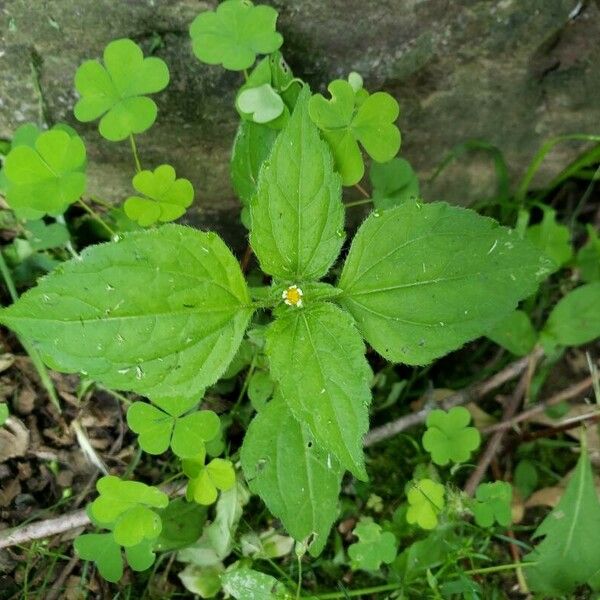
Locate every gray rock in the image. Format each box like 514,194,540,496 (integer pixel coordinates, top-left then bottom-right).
1,0,598,249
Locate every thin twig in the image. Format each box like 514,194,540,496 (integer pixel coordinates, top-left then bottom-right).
364,349,542,447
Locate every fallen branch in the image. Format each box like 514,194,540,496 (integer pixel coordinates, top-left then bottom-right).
364,349,543,447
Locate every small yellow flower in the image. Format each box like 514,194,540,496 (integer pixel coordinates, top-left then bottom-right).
282,284,303,307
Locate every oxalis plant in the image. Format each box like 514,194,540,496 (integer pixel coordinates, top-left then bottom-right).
0,0,580,593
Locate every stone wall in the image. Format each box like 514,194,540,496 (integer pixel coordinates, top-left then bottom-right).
1,0,599,248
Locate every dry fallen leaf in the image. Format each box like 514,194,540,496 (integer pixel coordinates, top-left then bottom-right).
0,417,29,462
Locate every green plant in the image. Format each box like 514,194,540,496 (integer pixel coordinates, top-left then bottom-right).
1,0,599,596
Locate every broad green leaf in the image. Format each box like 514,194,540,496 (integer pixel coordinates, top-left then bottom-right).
576,226,600,283
127,400,220,458
369,158,419,210
189,0,283,71
247,370,274,410
185,458,236,505
26,220,70,252
250,87,345,281
266,303,372,479
337,201,551,365
74,38,169,141
179,563,225,598
3,128,86,219
514,459,538,499
525,207,573,271
472,481,512,528
237,84,285,124
222,567,292,599
74,533,123,582
347,518,397,571
90,475,168,525
422,407,480,466
406,479,445,530
524,447,600,594
0,225,253,398
241,396,344,556
308,80,401,185
486,309,537,356
124,164,194,227
231,120,278,210
542,282,600,347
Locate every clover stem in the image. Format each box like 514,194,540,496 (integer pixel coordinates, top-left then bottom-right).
77,199,116,238
296,554,303,599
0,249,61,411
129,134,142,173
315,582,403,599
344,198,372,209
88,195,113,210
243,68,249,81
354,182,370,198
55,215,79,258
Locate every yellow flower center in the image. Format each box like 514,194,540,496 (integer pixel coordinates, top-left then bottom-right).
282,285,303,307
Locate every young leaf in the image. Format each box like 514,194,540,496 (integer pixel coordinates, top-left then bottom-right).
308,80,401,185
347,518,397,571
0,226,253,398
472,481,512,528
525,207,572,272
250,87,345,281
542,282,600,347
3,128,86,219
124,164,194,227
576,226,600,282
74,38,169,141
524,447,600,594
231,120,278,210
185,457,236,505
406,479,445,530
486,309,537,356
247,370,274,410
127,400,220,458
422,407,481,466
237,84,285,125
189,0,283,71
241,396,344,556
74,533,123,582
369,158,419,210
222,567,292,599
337,201,551,365
266,302,372,479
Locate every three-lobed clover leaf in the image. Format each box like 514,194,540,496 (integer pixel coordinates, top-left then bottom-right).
74,533,155,582
127,397,220,458
422,407,481,466
74,38,169,141
123,164,194,227
3,127,86,219
90,475,168,547
406,479,445,530
189,0,283,71
237,83,285,124
348,518,397,571
308,79,400,185
184,456,236,505
473,481,512,528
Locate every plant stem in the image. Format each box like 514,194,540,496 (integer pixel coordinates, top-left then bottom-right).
55,215,79,259
77,198,116,238
464,561,537,575
243,68,249,81
89,195,113,210
0,250,61,411
344,198,373,209
296,555,302,600
129,134,142,173
315,582,403,599
354,182,370,198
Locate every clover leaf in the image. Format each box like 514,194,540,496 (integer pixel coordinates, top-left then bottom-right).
184,456,236,505
473,481,512,528
90,475,168,546
74,38,169,141
74,533,156,582
237,84,285,124
406,479,445,530
348,518,397,571
123,164,194,227
369,157,419,210
127,399,220,458
577,226,600,283
3,128,86,219
422,407,481,466
308,79,400,185
189,0,283,71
